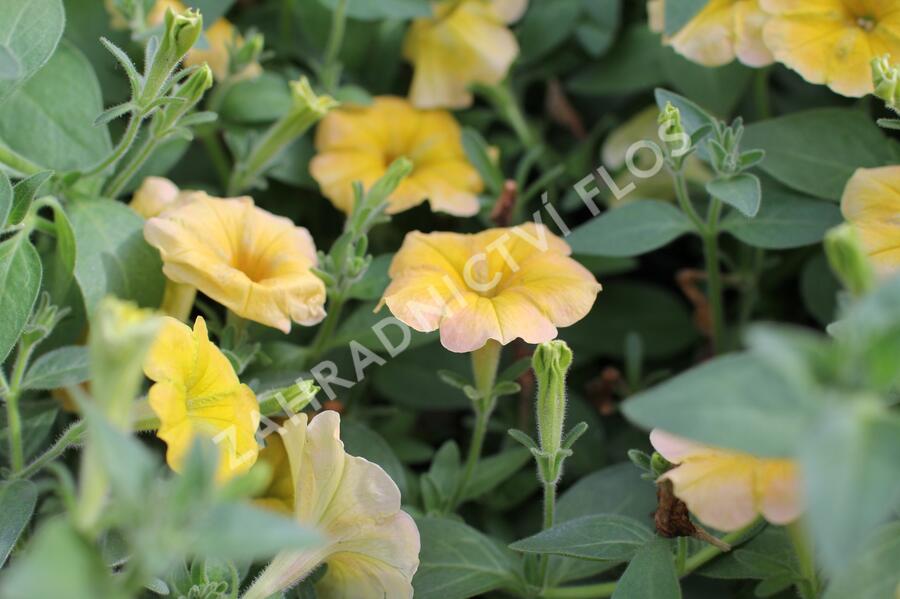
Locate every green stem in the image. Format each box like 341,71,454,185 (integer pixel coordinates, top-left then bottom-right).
703,199,725,354
13,420,86,480
82,112,144,179
305,296,346,367
0,141,43,177
451,340,502,509
673,170,706,234
542,522,763,598
537,481,557,588
103,133,159,198
4,328,40,473
200,130,232,191
320,0,348,94
675,537,689,574
787,521,819,599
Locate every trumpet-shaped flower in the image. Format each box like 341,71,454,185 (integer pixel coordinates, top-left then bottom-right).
144,193,326,332
310,96,483,216
245,411,419,599
651,429,802,532
403,0,528,109
761,0,900,97
144,316,259,481
841,165,900,277
649,0,773,67
379,223,601,353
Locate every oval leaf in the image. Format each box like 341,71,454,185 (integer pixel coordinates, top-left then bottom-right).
612,538,682,599
0,480,38,567
707,173,761,218
568,200,696,257
22,346,90,391
509,514,653,562
0,234,41,363
0,0,64,103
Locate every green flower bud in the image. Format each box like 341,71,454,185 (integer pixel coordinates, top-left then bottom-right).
152,62,214,135
872,54,900,109
89,297,161,428
657,101,690,161
533,340,573,462
141,7,203,106
825,223,876,298
232,31,265,74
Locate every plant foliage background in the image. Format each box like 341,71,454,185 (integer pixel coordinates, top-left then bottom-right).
0,0,899,598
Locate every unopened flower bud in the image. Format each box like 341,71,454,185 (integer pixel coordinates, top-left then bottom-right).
89,297,161,427
142,8,203,105
152,62,214,134
658,102,690,160
232,31,265,73
825,223,876,298
533,340,573,461
872,54,900,109
130,176,181,219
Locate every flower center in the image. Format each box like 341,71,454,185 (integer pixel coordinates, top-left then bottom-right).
857,16,876,31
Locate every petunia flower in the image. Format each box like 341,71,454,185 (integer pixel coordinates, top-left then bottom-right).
761,0,900,97
144,316,260,481
649,0,773,67
841,165,900,277
243,411,420,599
148,0,260,80
310,96,483,216
403,0,528,109
144,192,327,333
378,223,601,353
650,429,802,532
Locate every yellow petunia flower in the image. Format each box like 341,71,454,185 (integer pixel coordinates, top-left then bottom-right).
148,0,260,80
651,429,803,532
649,0,774,67
761,0,900,97
144,316,260,481
403,0,528,109
378,223,601,353
310,96,483,216
841,165,900,277
143,192,326,333
244,411,420,599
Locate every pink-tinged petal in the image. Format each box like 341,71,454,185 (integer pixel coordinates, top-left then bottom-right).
661,456,759,532
650,429,708,463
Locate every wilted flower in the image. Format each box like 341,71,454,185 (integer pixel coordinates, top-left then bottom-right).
244,411,419,599
144,193,326,332
761,0,900,97
651,429,802,531
403,0,528,109
840,165,900,278
145,316,259,481
379,224,601,353
649,0,773,68
310,96,483,216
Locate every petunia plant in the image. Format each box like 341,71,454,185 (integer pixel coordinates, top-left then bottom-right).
2,1,900,598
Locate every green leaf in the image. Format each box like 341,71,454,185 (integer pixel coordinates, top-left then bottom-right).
463,447,532,501
0,480,37,567
194,503,324,562
341,419,408,497
8,171,52,226
742,109,894,201
721,180,842,249
0,233,41,364
47,198,77,296
461,128,504,196
0,171,10,226
568,200,696,257
413,516,523,599
569,26,666,96
421,441,461,512
373,342,469,410
801,401,900,572
345,254,391,301
612,538,681,599
564,282,699,361
0,41,112,171
517,0,582,63
707,173,761,218
662,49,753,117
0,401,57,462
315,0,431,20
557,463,658,525
509,514,653,562
219,72,293,125
22,346,90,390
801,253,839,326
576,0,621,57
0,517,126,599
664,0,708,36
622,353,818,457
0,0,65,104
823,522,900,599
68,199,165,318
699,527,800,582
